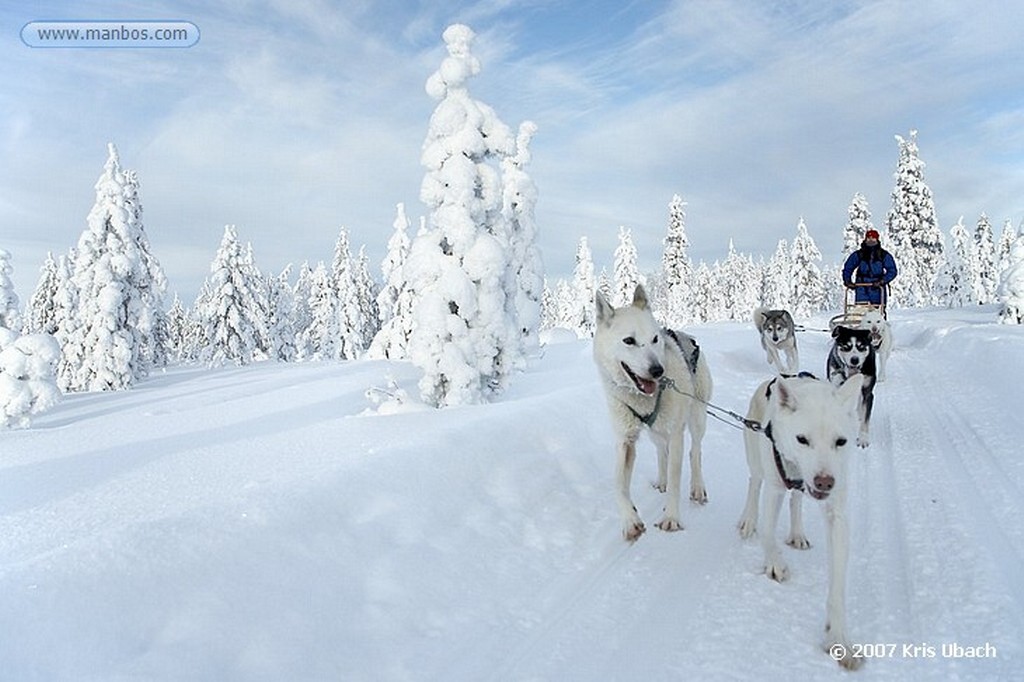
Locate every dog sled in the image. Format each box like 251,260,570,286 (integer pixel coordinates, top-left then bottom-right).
829,283,887,331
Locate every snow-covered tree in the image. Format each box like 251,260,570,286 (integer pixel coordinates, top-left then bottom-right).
762,239,791,308
933,217,975,307
266,267,297,362
354,246,381,355
0,326,61,429
885,130,943,307
194,225,268,366
299,262,339,361
369,203,414,359
25,252,60,335
997,219,1016,274
843,193,874,258
406,24,521,407
790,218,827,318
660,194,694,326
613,226,640,306
717,240,760,321
163,294,190,362
501,120,543,364
331,226,366,360
568,237,596,337
61,143,166,391
0,249,21,331
997,232,1024,324
972,213,998,304
291,262,315,358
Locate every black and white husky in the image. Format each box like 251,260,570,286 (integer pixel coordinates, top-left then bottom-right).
753,307,799,373
593,285,713,542
826,325,877,448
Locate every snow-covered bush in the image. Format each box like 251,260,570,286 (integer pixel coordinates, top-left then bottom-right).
997,234,1024,324
0,327,61,429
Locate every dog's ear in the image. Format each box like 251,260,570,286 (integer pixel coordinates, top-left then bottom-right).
775,378,799,412
836,374,865,408
595,290,614,325
831,326,842,339
632,285,649,310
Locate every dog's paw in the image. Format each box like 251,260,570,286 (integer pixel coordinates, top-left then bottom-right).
655,516,683,532
825,640,865,671
765,559,789,582
737,517,757,539
786,533,811,550
857,435,870,448
690,485,708,505
623,519,646,542
651,480,667,493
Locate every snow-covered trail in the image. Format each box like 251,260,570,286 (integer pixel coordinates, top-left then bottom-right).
0,307,1020,681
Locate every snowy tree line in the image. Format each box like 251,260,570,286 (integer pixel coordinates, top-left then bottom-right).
4,27,1024,422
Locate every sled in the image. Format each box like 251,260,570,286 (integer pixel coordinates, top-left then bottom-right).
829,283,887,331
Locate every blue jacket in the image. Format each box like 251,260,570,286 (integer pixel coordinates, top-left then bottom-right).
842,244,897,304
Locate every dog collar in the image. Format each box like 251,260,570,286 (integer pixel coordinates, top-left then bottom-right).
764,421,806,492
628,378,667,427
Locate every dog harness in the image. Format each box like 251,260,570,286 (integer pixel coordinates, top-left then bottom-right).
627,332,702,427
762,373,818,493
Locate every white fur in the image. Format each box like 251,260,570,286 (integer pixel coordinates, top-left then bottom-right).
859,309,892,382
737,373,866,670
593,286,713,542
753,307,799,374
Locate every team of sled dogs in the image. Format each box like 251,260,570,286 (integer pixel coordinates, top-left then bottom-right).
594,286,893,671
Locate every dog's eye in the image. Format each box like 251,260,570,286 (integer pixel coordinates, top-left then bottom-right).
796,435,809,446
836,437,848,447
623,336,636,346
652,335,659,344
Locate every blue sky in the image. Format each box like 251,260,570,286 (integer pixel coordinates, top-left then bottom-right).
3,0,1023,302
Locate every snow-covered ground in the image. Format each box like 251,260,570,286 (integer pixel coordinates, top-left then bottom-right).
1,305,1020,681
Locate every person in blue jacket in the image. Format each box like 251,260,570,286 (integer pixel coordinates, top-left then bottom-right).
842,229,897,305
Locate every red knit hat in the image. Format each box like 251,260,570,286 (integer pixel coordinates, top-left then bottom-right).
865,229,880,240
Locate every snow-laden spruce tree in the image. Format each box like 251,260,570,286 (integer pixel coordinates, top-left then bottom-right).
885,130,944,307
843,193,874,258
762,239,791,308
569,237,596,337
298,262,337,361
613,226,641,306
997,232,1024,324
369,203,414,359
933,217,975,307
660,194,694,326
0,249,20,331
266,266,297,362
718,239,760,321
25,252,59,334
972,213,998,304
997,219,1016,273
501,121,543,365
406,24,523,407
0,326,61,429
790,218,827,318
61,143,166,391
331,227,366,361
194,225,268,366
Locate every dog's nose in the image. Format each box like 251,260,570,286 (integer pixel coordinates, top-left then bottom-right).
650,364,664,379
849,357,860,366
814,473,835,493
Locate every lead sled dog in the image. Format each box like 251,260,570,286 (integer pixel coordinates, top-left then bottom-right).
736,372,866,670
753,307,799,373
593,286,713,542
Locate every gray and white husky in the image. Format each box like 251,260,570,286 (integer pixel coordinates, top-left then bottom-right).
593,285,713,542
753,307,799,373
737,372,866,670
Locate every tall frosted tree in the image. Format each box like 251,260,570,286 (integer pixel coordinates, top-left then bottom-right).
501,120,543,365
266,266,297,362
369,203,414,359
406,24,522,407
613,226,640,306
569,236,596,337
885,130,943,307
843,193,874,258
972,213,998,304
194,225,268,366
790,218,827,318
762,239,791,308
933,217,974,307
0,249,20,330
997,232,1024,324
25,252,59,334
661,194,694,326
61,143,166,391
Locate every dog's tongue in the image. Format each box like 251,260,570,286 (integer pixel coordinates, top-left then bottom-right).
638,377,657,395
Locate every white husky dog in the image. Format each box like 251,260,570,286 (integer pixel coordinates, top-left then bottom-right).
593,285,713,542
753,307,799,373
859,309,892,382
736,373,866,670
